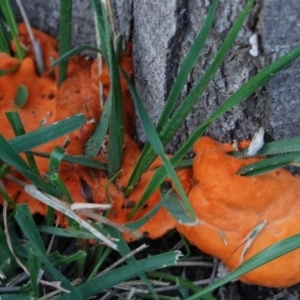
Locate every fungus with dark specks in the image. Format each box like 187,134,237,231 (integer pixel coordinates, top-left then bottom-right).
176,136,300,287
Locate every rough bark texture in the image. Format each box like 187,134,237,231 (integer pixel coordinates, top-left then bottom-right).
11,0,300,150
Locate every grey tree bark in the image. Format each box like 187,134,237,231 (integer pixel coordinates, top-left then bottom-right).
12,0,300,151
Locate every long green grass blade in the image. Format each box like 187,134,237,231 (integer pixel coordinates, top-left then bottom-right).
156,0,218,132
0,23,10,54
59,251,181,299
9,114,86,153
91,0,124,178
30,151,107,170
15,204,81,299
0,63,19,77
122,70,196,222
1,294,32,300
90,0,109,63
39,226,103,240
163,189,194,224
86,246,111,281
85,94,111,156
5,111,39,175
48,147,65,177
51,45,102,68
238,152,300,176
126,0,255,193
186,234,300,299
58,0,72,85
107,42,124,179
125,0,217,193
50,250,87,266
28,249,41,297
0,134,59,195
0,0,24,59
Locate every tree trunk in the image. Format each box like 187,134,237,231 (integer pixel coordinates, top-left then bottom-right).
12,0,300,150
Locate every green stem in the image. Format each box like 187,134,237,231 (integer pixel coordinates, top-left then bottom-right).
58,0,73,86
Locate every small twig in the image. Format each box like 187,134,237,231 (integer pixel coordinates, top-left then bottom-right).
77,209,143,239
37,278,82,300
15,0,44,75
46,217,60,255
174,261,214,267
98,244,148,276
99,291,113,300
6,272,29,287
209,258,220,285
192,278,212,286
71,203,112,211
0,287,21,292
118,279,170,287
3,201,30,276
24,184,118,250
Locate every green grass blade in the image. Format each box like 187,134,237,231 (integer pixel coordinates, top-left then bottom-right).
48,147,76,225
59,251,181,299
0,0,24,59
126,0,255,193
105,226,159,300
39,226,103,240
186,234,300,299
163,188,194,224
201,44,300,130
107,46,124,179
0,134,58,195
28,248,41,297
15,204,81,299
91,0,124,178
129,124,208,218
0,63,19,77
48,147,65,177
58,0,72,85
156,0,218,132
231,136,300,158
50,250,87,266
108,56,124,178
238,152,300,176
86,246,111,281
1,294,32,300
51,45,102,67
85,94,111,156
29,150,107,170
5,111,39,175
9,114,86,153
122,70,196,222
0,23,10,53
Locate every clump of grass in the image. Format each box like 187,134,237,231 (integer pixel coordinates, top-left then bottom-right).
1,0,300,298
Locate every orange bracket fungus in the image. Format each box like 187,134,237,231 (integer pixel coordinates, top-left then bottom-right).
177,137,300,287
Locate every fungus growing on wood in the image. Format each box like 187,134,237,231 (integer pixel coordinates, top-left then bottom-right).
176,136,300,287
